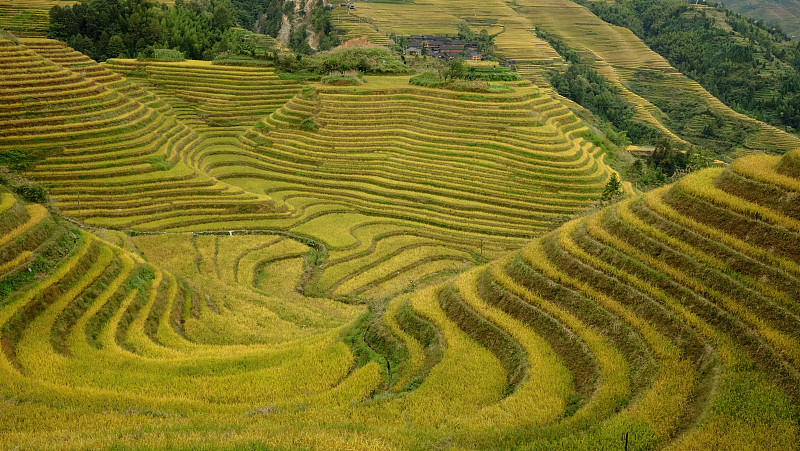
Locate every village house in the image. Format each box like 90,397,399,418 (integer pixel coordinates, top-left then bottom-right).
405,35,482,61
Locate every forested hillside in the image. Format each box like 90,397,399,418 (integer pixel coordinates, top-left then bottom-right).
719,0,800,39
583,0,800,131
46,0,338,61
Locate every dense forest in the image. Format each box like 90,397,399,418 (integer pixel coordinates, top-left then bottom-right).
47,0,338,61
579,0,800,130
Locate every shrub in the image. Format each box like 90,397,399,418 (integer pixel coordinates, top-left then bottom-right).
301,118,318,131
277,47,410,76
410,73,512,93
14,183,48,204
321,75,363,86
409,72,445,88
150,48,185,61
146,156,175,171
465,66,521,81
601,173,624,200
0,149,37,171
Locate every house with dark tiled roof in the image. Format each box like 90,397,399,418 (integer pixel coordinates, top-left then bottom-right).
403,35,483,61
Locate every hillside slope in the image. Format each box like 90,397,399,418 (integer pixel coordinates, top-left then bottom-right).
348,0,800,159
1,36,613,300
3,8,800,449
0,0,76,37
720,0,800,38
2,142,799,450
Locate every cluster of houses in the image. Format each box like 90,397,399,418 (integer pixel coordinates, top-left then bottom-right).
405,36,484,61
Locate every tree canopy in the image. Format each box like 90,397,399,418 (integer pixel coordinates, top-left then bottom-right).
48,0,340,61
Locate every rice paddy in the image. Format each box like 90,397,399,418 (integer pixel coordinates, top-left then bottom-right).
3,132,800,449
0,0,77,37
2,3,800,449
346,0,800,156
0,32,603,299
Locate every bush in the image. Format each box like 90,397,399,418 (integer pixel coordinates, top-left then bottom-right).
146,156,175,171
464,66,521,81
0,149,36,171
14,184,48,204
301,118,318,131
601,173,623,200
409,72,445,88
150,48,185,61
277,47,410,76
321,75,363,85
410,72,512,93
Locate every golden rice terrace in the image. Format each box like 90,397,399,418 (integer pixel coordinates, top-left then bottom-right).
1,0,800,448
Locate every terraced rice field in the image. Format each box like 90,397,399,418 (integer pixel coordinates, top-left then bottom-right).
212,76,611,297
506,0,800,155
104,59,304,132
3,131,800,448
0,34,612,299
4,7,800,447
331,8,392,46
2,0,800,446
0,36,279,236
351,0,561,65
0,0,77,37
349,0,800,155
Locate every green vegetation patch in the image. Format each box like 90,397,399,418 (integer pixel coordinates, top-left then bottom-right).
321,75,364,86
146,156,176,171
277,47,410,76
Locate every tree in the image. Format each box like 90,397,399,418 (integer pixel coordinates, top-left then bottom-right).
289,24,313,55
107,34,127,58
48,5,78,40
442,58,466,81
212,4,232,31
67,34,95,59
602,173,624,201
650,137,678,176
